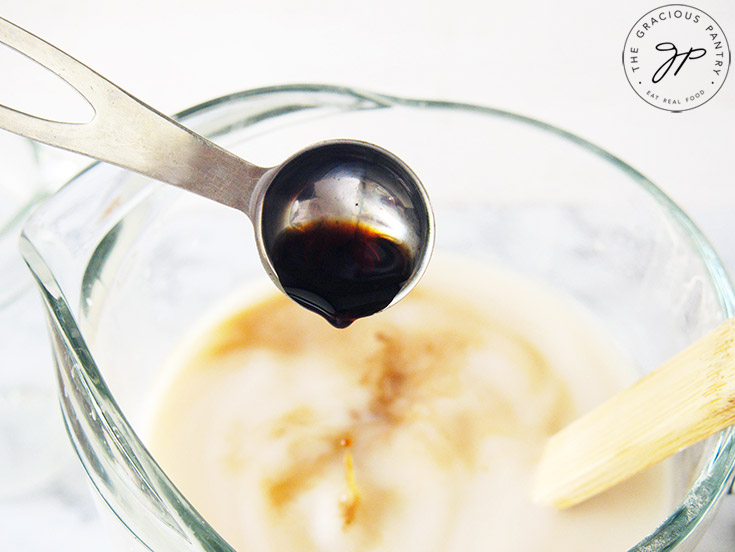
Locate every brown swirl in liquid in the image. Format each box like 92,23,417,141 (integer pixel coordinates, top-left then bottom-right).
192,286,574,532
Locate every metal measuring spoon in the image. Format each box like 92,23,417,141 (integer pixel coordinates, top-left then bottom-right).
0,17,434,328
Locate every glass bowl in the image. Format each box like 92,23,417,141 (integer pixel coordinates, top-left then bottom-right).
20,85,735,551
0,134,69,499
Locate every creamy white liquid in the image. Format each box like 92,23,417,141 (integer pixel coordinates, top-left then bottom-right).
144,257,670,552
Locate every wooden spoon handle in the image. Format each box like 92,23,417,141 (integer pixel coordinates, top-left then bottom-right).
533,318,735,509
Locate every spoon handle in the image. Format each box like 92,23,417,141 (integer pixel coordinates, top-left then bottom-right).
533,318,735,509
0,17,265,213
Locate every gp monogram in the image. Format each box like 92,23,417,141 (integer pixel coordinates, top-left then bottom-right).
623,4,730,111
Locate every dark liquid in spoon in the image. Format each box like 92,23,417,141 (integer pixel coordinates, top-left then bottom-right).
269,220,413,328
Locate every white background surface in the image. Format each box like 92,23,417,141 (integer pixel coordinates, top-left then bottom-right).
0,0,734,550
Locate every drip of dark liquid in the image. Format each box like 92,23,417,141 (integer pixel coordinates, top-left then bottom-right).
269,220,413,328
